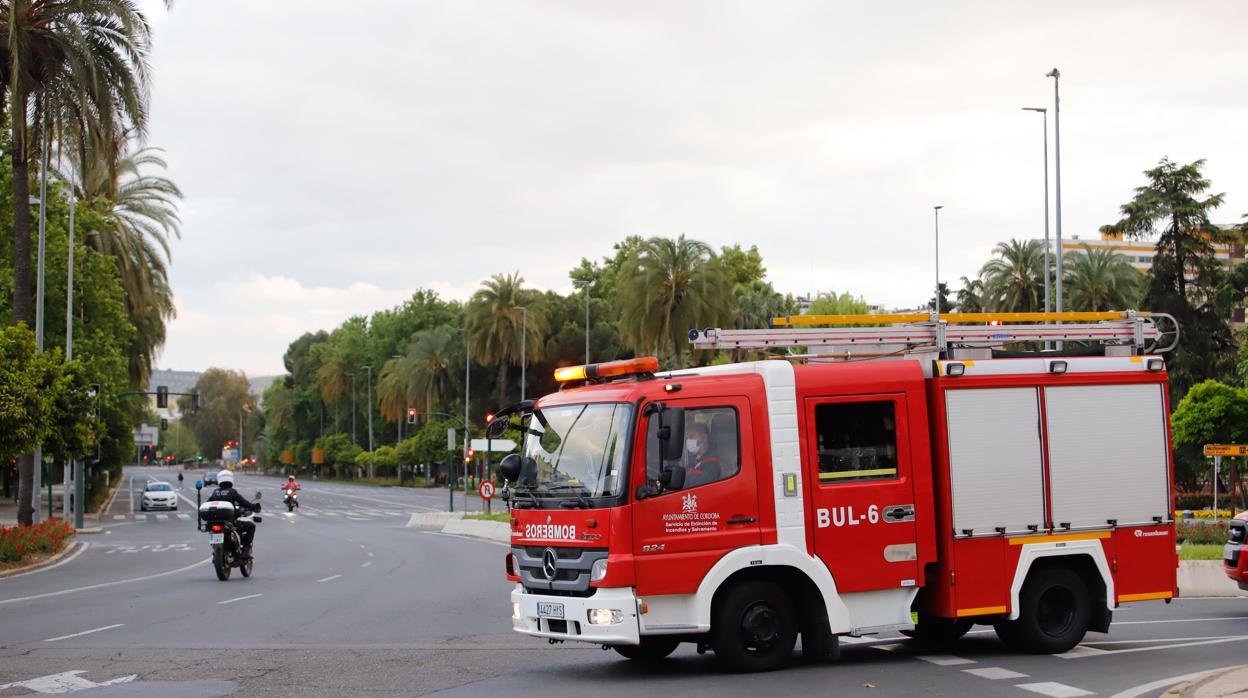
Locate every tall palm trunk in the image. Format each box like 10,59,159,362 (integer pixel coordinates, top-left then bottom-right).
497,362,507,408
10,84,37,526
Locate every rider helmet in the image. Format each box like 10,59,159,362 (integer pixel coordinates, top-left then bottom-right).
288,475,296,481
217,469,235,487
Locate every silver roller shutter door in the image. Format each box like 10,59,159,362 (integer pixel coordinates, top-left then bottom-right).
946,388,1047,536
1045,383,1170,529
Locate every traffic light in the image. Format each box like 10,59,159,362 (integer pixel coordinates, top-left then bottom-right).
407,407,417,425
464,448,475,464
485,412,494,424
160,418,168,430
191,388,202,410
156,385,168,408
197,455,204,462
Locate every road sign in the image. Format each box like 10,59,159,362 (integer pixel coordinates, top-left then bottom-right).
479,480,495,500
1204,444,1248,456
133,425,158,445
311,447,325,465
470,438,516,453
447,428,456,451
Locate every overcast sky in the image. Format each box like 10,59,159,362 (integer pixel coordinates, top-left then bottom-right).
140,1,1248,377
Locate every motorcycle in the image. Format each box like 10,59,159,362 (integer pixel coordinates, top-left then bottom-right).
284,488,298,512
198,492,262,581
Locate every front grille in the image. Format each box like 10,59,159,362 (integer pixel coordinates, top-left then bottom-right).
1230,522,1246,544
514,546,607,598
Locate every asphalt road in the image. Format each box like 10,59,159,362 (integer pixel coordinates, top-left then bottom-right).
0,467,1246,697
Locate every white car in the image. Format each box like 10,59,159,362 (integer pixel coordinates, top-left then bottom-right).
141,481,178,511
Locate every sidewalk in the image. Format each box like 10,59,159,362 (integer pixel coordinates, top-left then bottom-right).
1166,666,1248,696
0,483,107,529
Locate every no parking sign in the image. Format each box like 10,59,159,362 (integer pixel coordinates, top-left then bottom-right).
479,480,495,501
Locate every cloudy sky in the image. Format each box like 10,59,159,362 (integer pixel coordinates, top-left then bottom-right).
140,1,1248,377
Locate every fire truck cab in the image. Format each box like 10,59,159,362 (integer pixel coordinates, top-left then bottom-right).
496,313,1178,672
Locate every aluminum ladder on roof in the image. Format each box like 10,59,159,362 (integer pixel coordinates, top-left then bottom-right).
688,311,1179,358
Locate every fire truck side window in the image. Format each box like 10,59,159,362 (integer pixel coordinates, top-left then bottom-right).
645,407,740,491
814,401,898,483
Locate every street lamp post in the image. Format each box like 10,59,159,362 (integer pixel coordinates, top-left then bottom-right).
517,306,528,402
1022,107,1052,318
1046,68,1064,315
363,364,373,478
933,206,944,316
584,283,592,365
347,373,356,446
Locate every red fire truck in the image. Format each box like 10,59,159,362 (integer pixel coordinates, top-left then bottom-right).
491,312,1179,672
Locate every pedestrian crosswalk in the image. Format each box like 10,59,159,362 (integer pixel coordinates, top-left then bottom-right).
111,509,413,523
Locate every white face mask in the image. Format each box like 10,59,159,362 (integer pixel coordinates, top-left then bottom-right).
686,439,701,453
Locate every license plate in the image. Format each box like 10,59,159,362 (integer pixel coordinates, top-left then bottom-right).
208,533,224,544
538,602,565,619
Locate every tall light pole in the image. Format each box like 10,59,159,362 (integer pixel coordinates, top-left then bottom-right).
30,128,51,523
517,306,528,402
1046,68,1064,315
933,206,944,316
1022,107,1052,316
347,372,356,446
584,283,592,365
362,365,373,453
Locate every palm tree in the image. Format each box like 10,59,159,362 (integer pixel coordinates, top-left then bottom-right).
316,350,352,409
730,280,785,361
1063,244,1145,311
617,235,731,368
955,275,986,313
466,273,547,406
376,358,410,425
407,326,456,416
58,141,182,385
4,0,156,329
981,240,1048,313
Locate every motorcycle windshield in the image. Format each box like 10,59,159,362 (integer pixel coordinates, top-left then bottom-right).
516,402,632,504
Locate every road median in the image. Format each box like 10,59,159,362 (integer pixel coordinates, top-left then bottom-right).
407,512,510,544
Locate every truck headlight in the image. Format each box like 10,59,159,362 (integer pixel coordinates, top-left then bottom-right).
587,608,624,625
590,558,608,582
512,602,522,619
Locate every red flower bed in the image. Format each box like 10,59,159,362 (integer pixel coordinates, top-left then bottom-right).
0,519,76,563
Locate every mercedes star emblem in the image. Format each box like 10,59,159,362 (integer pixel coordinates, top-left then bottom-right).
542,548,558,581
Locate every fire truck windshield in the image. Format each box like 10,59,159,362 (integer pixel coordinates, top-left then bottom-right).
517,402,632,504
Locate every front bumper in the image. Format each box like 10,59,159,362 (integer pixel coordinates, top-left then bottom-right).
143,499,177,510
1224,540,1248,589
511,585,640,646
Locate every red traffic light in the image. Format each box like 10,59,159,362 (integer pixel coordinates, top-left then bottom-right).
485,413,494,424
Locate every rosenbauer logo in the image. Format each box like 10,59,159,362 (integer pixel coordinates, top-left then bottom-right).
523,523,578,541
1134,529,1168,538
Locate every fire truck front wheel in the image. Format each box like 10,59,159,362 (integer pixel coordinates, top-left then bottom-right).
613,637,681,662
710,579,798,672
995,566,1091,654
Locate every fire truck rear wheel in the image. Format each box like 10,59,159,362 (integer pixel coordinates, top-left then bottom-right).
995,566,1090,654
711,579,798,672
612,637,680,662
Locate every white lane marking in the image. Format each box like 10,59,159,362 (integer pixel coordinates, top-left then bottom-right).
837,636,876,644
1056,645,1109,658
1060,635,1248,658
44,623,125,643
1115,616,1248,625
0,670,136,692
361,561,372,568
0,558,209,605
0,542,90,581
1085,635,1245,645
302,511,318,517
177,513,190,520
217,593,264,605
916,655,975,666
112,514,125,520
321,512,339,517
367,551,374,557
964,667,1029,680
317,574,342,583
1016,682,1093,697
358,544,366,549
1108,666,1242,698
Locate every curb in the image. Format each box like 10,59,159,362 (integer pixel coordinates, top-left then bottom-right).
74,527,105,535
406,512,511,544
1162,665,1248,697
1178,560,1248,598
0,539,84,580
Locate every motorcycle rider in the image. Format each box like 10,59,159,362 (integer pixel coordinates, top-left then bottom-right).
207,469,260,558
281,475,300,509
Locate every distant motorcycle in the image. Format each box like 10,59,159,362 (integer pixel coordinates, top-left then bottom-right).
198,494,262,581
284,488,298,512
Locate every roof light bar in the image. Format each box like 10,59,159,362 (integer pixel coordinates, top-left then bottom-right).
554,357,660,383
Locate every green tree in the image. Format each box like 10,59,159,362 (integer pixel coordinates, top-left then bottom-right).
180,368,255,460
928,282,951,313
806,290,872,316
466,272,547,405
0,324,56,464
981,239,1047,313
1101,158,1232,400
406,326,456,416
955,275,986,313
719,244,766,286
1170,380,1248,490
1062,244,1145,311
616,235,730,368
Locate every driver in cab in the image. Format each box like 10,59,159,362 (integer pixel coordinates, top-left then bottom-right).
684,422,721,488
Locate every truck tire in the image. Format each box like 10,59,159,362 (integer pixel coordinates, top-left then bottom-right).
613,637,680,662
800,612,840,663
995,566,1090,654
710,580,798,672
904,614,973,649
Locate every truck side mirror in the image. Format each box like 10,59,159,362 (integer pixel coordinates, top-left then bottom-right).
660,465,686,492
499,453,523,483
658,406,685,463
